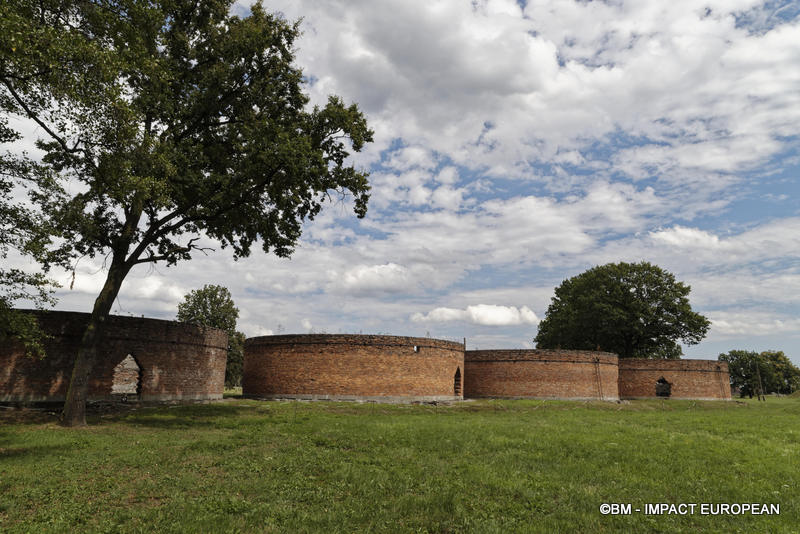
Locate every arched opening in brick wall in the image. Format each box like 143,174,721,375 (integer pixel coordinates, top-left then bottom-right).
454,367,462,396
656,377,671,398
112,354,142,400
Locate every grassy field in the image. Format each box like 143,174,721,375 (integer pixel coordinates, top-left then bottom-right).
1,397,797,533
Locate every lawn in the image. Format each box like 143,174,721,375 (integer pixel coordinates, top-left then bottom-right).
1,397,797,533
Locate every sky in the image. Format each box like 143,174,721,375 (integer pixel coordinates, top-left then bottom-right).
7,0,800,363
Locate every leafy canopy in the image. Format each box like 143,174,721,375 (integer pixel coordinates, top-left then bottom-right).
177,284,239,334
719,350,800,397
0,0,373,273
177,284,244,388
534,261,710,358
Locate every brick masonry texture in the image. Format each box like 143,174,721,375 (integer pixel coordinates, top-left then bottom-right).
0,310,228,402
465,350,620,400
243,334,465,401
618,359,732,400
3,310,731,403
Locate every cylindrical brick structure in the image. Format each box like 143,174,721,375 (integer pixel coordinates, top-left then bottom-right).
618,359,731,400
0,310,228,403
464,349,620,400
243,334,465,402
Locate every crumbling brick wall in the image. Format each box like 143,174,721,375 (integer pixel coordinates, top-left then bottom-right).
618,359,731,400
464,349,620,400
243,334,465,401
0,310,228,402
110,354,141,395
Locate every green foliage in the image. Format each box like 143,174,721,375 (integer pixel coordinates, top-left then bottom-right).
1,398,798,532
1,0,372,421
719,349,800,397
0,303,49,358
535,261,710,358
177,285,239,334
1,0,373,268
177,284,244,387
0,118,56,357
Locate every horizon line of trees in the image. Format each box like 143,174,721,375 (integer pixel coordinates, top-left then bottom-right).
719,349,800,398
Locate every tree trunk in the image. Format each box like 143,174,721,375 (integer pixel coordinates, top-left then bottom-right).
60,261,130,427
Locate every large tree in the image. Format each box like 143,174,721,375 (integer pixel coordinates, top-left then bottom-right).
177,284,244,388
719,350,800,398
0,0,373,425
534,261,710,358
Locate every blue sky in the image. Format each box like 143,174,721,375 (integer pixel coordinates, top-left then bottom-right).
10,0,800,363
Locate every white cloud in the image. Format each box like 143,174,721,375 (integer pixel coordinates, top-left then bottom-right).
411,304,539,326
689,270,800,307
240,324,274,337
384,146,437,171
708,310,800,338
650,226,722,249
330,263,414,295
246,0,799,205
647,218,800,265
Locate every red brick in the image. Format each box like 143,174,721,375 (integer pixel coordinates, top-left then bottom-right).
243,334,464,401
465,349,620,400
618,359,731,400
0,310,227,402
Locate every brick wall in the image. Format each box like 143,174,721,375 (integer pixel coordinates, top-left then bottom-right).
243,334,465,401
618,359,731,400
464,349,620,400
2,311,730,404
0,310,228,402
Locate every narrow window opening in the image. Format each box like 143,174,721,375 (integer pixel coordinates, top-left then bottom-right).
413,345,419,353
454,367,462,396
112,354,141,402
656,377,671,398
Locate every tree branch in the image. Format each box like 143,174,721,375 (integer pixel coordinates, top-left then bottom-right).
0,75,97,170
131,237,212,265
2,77,71,153
125,166,281,267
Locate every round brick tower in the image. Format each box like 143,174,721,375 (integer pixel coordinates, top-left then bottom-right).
243,334,465,402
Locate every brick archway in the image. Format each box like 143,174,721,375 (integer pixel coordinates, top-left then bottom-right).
112,354,141,400
656,377,672,398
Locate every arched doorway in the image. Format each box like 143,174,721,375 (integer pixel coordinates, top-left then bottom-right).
656,377,671,398
454,367,462,396
112,354,141,401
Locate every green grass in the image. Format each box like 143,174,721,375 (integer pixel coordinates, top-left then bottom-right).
1,398,798,533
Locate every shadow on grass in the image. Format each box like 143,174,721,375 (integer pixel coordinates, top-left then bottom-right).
116,402,266,430
1,400,268,430
0,442,66,460
0,405,62,426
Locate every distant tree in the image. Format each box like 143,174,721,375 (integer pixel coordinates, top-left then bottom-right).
719,350,761,398
535,261,710,358
1,0,372,425
719,350,800,398
177,285,244,388
764,351,800,394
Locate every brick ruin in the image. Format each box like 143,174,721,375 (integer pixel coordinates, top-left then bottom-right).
464,349,620,400
618,358,732,400
465,349,731,401
0,310,227,403
1,311,731,403
243,334,464,402
243,335,730,402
